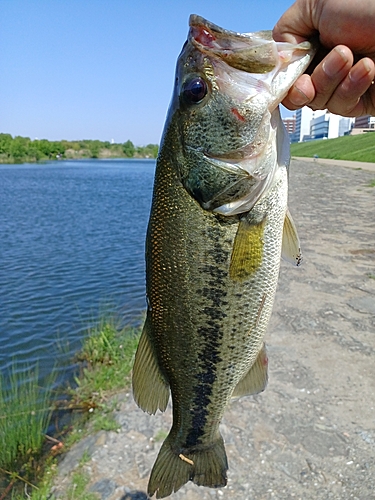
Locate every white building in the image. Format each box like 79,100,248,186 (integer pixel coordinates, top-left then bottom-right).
310,111,353,139
292,107,314,142
339,117,354,136
292,107,353,142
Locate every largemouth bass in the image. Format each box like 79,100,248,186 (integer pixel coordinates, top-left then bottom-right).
132,15,315,498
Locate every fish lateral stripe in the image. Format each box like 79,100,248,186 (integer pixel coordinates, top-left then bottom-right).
229,217,266,282
184,244,228,448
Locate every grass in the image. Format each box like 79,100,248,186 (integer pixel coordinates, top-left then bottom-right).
50,316,142,500
9,458,58,500
367,179,375,187
72,315,141,407
0,364,57,499
290,132,375,162
66,470,99,500
0,364,56,470
1,314,141,499
64,450,99,500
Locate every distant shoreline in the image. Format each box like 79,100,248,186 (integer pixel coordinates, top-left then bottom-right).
0,133,159,165
0,155,157,166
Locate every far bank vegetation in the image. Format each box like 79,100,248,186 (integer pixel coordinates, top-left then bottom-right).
0,133,158,164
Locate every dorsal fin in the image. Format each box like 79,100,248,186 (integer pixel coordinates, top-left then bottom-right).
282,208,302,266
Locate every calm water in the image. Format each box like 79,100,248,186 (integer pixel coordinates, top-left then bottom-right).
0,159,155,383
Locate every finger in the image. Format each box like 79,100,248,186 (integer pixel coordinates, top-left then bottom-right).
308,46,354,110
272,1,316,44
326,58,375,116
281,74,315,110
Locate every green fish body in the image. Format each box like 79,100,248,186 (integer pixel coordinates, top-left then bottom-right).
132,15,315,498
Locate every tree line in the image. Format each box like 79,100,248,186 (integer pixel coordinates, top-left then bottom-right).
0,134,159,164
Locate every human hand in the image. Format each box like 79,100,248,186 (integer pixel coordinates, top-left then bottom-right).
273,0,375,116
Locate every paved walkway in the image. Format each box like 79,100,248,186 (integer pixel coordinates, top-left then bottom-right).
292,156,375,172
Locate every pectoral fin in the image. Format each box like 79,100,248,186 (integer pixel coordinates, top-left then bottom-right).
132,315,170,414
232,343,268,398
282,209,302,266
229,217,266,282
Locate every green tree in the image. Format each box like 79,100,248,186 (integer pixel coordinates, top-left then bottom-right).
0,133,12,157
27,145,41,161
88,140,101,158
10,136,30,162
141,144,158,158
122,140,135,157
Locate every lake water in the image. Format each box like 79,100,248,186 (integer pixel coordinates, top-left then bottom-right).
0,159,155,384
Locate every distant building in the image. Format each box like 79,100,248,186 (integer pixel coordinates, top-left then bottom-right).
292,107,314,142
353,115,374,129
282,116,296,136
351,115,375,134
310,112,331,140
339,117,354,136
310,111,353,140
289,107,354,142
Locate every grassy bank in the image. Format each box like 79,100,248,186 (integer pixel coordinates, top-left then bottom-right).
0,316,141,499
0,365,56,499
290,132,375,163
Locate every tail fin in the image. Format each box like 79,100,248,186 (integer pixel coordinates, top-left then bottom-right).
148,435,228,498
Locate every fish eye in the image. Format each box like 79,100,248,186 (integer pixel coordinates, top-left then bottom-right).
181,76,208,104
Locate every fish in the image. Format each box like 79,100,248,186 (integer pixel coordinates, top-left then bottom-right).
132,14,315,498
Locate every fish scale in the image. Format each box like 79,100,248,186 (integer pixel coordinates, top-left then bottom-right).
132,14,315,498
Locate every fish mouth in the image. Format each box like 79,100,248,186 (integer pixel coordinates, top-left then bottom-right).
188,15,279,74
188,14,315,88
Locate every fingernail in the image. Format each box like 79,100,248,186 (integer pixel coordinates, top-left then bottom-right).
322,47,348,77
349,58,372,83
290,86,310,106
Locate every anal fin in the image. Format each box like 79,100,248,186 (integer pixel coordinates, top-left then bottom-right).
232,343,268,398
132,315,170,414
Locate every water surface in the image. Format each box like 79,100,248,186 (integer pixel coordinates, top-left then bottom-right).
0,159,155,382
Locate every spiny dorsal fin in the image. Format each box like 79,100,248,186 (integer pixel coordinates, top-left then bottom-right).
282,208,302,266
132,315,170,414
229,217,266,282
232,343,268,398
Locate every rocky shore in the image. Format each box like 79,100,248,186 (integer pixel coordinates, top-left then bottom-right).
52,158,375,500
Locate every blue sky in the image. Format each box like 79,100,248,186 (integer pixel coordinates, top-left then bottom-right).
1,0,296,146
